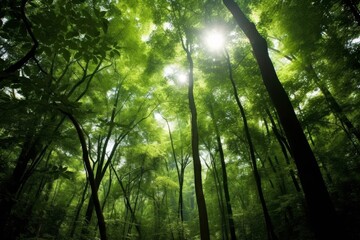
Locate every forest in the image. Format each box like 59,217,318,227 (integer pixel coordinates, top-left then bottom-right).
1,0,360,239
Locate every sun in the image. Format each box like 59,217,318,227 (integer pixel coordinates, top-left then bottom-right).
204,29,225,52
177,73,188,84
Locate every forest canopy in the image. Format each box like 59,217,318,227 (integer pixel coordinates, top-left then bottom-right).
0,0,360,239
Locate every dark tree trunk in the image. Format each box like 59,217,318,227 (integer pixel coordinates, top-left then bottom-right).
0,0,38,81
208,102,237,240
184,45,210,239
111,164,141,238
63,112,107,240
163,117,186,226
225,50,278,240
70,181,89,238
266,109,302,192
223,1,341,239
306,64,360,143
210,155,228,240
0,136,38,239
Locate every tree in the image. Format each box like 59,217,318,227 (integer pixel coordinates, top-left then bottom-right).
62,111,107,240
222,0,341,239
1,0,360,239
207,99,237,240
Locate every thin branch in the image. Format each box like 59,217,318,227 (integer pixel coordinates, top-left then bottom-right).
0,0,39,80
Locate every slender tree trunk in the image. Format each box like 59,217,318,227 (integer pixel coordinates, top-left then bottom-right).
306,64,360,143
101,172,113,211
222,1,340,239
204,147,228,240
266,109,302,192
63,112,107,240
184,45,210,239
225,50,278,240
208,102,237,240
163,117,186,225
70,181,89,238
111,164,141,238
0,136,38,238
265,108,292,160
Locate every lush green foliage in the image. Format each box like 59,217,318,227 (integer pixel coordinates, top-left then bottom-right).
0,0,359,239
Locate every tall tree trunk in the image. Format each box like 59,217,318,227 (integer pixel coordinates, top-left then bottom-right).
208,101,237,240
70,181,89,238
163,117,185,224
225,50,278,240
266,109,301,192
306,64,360,143
0,136,38,238
222,1,340,239
63,112,107,240
184,45,210,239
204,144,228,240
110,164,141,238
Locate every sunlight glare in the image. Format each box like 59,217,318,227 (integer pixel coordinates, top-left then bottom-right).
205,29,225,52
163,65,175,77
177,73,187,84
163,64,188,85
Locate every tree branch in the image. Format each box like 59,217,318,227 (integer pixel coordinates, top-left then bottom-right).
0,0,39,81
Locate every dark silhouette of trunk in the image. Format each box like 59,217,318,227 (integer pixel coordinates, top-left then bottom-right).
0,136,38,238
163,117,183,222
306,64,360,143
110,164,141,238
69,181,89,238
0,0,38,81
127,165,143,237
225,50,278,240
203,150,228,240
0,60,106,238
223,1,340,239
265,108,292,160
208,101,237,240
63,112,107,240
266,108,301,192
163,116,189,239
289,169,301,192
182,40,210,239
101,172,113,211
80,86,121,236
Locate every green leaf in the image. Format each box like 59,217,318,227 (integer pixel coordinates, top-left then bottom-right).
101,19,109,33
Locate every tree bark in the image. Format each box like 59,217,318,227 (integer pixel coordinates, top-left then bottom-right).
0,136,38,239
0,0,38,81
208,101,237,240
110,164,141,238
306,64,360,143
222,1,340,239
69,181,89,238
63,112,107,240
225,50,278,240
184,46,210,239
